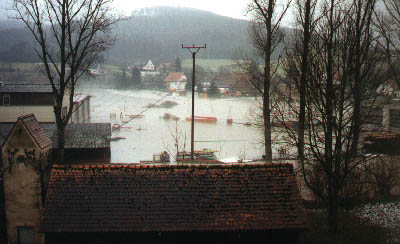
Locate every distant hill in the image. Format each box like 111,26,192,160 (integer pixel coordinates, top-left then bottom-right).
0,6,289,65
107,6,254,64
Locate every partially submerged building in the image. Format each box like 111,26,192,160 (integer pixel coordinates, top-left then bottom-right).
71,94,91,124
214,72,257,96
164,72,187,92
0,82,58,122
0,81,91,123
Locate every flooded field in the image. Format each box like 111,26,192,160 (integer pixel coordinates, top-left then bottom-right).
84,88,271,163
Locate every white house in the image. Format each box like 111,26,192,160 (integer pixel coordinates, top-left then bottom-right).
164,72,187,92
142,60,155,71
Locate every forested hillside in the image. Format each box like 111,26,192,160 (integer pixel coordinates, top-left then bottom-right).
107,6,253,64
0,6,290,64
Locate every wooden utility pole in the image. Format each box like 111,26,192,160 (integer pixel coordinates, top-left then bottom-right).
182,44,207,160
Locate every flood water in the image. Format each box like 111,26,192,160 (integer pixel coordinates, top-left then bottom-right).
83,88,271,163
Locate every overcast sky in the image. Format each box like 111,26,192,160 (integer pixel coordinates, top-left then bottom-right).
112,0,256,19
0,0,294,25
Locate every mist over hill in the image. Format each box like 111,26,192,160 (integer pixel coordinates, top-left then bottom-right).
107,6,254,64
0,6,289,65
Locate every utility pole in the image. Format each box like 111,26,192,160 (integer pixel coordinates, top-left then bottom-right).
182,44,207,160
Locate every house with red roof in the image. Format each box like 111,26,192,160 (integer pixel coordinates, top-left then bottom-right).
42,163,306,243
1,114,52,244
164,72,187,92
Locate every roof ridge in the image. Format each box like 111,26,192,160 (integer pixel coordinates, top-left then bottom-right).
18,114,52,149
18,113,35,119
51,162,294,170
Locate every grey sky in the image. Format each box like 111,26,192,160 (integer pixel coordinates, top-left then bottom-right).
112,0,251,19
112,0,295,26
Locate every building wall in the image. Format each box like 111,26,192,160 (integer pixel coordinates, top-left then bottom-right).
71,97,91,124
2,122,49,244
169,82,186,92
0,93,54,105
0,93,70,123
0,106,56,122
383,101,400,132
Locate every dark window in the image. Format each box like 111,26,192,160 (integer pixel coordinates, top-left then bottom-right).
3,94,10,105
17,226,34,244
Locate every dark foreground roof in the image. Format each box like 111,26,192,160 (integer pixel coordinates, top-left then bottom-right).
42,163,306,233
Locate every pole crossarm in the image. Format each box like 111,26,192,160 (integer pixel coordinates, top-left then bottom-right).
182,43,207,160
182,44,207,54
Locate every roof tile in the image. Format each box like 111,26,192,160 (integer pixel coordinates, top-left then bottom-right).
164,72,187,83
43,163,306,233
18,114,52,149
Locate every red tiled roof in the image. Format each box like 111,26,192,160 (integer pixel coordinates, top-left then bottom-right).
164,72,187,82
18,114,52,149
42,163,306,233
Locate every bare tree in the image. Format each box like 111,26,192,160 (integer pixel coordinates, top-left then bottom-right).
12,0,120,163
246,0,292,161
376,0,400,87
278,0,383,233
162,120,188,163
293,0,316,162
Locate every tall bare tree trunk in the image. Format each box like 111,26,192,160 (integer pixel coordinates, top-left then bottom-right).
263,1,273,161
298,0,313,162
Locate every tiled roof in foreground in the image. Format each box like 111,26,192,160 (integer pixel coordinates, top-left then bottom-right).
43,163,306,233
19,114,52,149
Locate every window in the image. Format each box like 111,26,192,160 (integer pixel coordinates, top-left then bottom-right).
3,94,10,105
17,226,34,244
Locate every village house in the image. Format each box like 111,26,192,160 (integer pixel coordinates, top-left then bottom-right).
140,60,160,77
0,81,90,123
1,114,52,244
164,72,187,92
42,163,306,244
214,72,258,96
142,59,155,71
